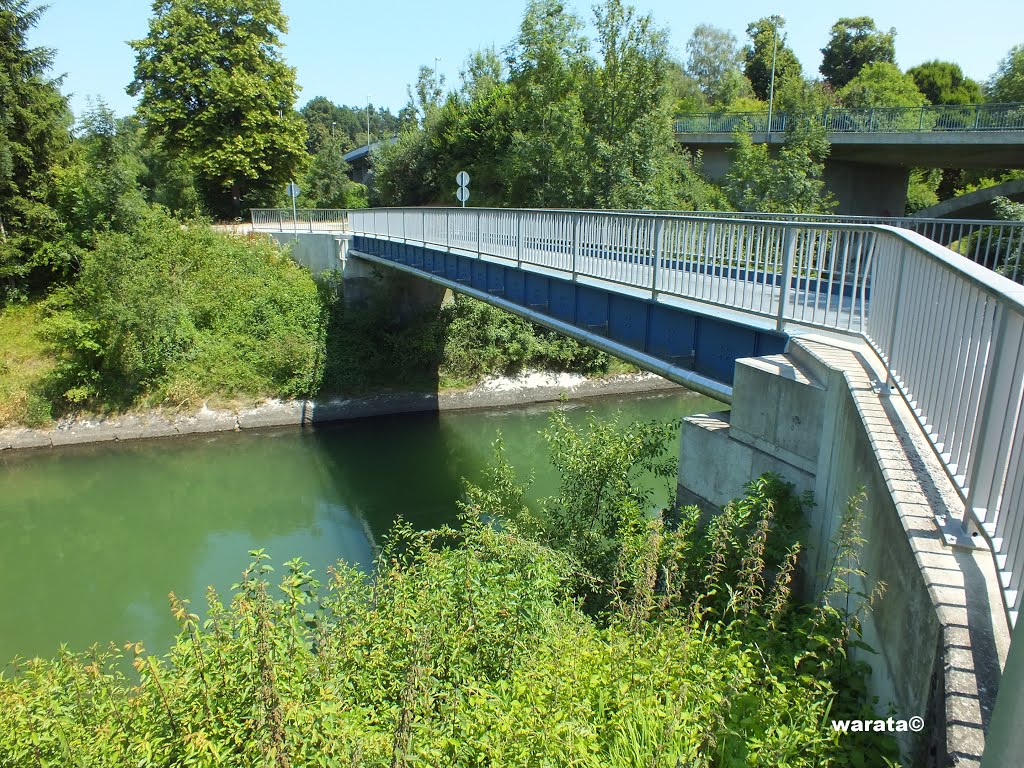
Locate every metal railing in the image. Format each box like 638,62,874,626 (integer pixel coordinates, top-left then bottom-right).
251,208,350,232
674,102,1024,135
341,206,1024,628
682,211,1024,282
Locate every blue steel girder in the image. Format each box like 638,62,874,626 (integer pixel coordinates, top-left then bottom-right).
351,236,788,400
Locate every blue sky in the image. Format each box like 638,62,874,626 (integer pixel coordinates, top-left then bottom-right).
28,0,1023,120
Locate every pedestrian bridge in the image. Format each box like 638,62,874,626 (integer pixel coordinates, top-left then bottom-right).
253,206,1024,765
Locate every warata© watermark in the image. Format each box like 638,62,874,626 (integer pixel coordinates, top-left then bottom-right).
831,716,925,733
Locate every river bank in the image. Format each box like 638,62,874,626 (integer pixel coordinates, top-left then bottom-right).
0,370,685,451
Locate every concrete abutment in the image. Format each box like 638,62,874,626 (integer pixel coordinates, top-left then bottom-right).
677,334,1010,767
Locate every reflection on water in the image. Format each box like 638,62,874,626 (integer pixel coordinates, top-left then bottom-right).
0,390,722,662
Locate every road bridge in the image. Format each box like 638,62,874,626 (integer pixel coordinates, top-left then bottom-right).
674,103,1024,216
253,206,1024,766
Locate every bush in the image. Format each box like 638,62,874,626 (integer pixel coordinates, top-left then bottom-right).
439,294,613,387
0,414,899,766
45,209,323,409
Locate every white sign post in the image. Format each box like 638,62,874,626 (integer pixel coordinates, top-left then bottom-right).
455,171,470,208
286,182,301,238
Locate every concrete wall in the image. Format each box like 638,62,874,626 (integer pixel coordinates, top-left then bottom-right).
678,335,1008,766
824,160,910,216
267,231,347,275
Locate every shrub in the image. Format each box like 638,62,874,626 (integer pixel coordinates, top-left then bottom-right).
44,209,323,409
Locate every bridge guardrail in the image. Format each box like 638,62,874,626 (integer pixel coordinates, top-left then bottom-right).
251,208,350,232
674,102,1024,135
336,206,1024,630
679,211,1024,283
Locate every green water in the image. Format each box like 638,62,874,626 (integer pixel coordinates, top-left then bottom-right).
0,390,722,664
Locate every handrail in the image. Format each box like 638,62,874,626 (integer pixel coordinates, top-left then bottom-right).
326,206,1024,629
674,102,1024,135
252,207,1024,282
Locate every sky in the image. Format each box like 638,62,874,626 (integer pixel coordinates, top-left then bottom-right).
26,0,1024,121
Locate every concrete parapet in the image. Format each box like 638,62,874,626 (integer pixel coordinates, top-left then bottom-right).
677,332,1010,766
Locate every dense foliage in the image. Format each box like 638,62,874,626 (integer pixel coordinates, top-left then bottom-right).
373,0,699,211
0,0,72,298
128,0,308,218
907,61,984,105
725,79,834,214
0,412,899,767
987,44,1024,103
44,210,323,410
819,17,897,90
742,17,802,102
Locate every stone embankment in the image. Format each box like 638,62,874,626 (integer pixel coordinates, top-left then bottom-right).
0,371,682,451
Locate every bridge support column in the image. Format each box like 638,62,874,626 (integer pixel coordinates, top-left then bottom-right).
677,335,1009,767
824,159,910,216
343,254,447,320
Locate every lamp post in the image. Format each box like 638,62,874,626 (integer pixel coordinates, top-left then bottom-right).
765,15,782,144
366,96,371,149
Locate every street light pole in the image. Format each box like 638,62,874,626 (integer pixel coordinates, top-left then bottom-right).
366,96,371,149
766,16,781,144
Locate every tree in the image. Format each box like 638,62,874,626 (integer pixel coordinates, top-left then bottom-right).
743,17,802,101
907,60,983,105
665,61,707,113
725,78,833,214
0,0,72,297
459,48,504,101
685,24,750,106
838,62,927,108
584,0,678,208
54,100,147,248
504,0,591,207
987,44,1024,102
300,135,367,209
820,17,896,89
128,0,308,219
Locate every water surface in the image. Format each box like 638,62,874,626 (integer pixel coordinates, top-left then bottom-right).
0,390,722,663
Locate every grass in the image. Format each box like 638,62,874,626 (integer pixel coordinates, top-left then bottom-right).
0,300,57,428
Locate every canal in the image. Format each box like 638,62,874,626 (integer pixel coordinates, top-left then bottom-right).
0,389,722,664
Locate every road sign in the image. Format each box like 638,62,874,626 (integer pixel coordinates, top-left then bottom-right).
455,171,470,207
286,182,301,199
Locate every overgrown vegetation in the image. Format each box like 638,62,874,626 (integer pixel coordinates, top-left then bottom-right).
0,235,625,426
0,413,899,766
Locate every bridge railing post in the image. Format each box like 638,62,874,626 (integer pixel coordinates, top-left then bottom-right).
882,244,909,392
651,218,664,297
477,209,483,255
775,226,798,331
571,214,580,280
515,212,523,268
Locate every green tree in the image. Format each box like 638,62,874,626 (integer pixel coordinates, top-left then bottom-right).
459,47,505,101
504,0,591,207
665,60,707,113
0,0,72,298
128,0,308,219
907,60,984,105
301,135,368,209
54,100,147,247
819,17,896,89
987,44,1024,102
743,16,802,101
838,62,927,108
584,0,678,208
725,78,833,214
685,24,750,106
